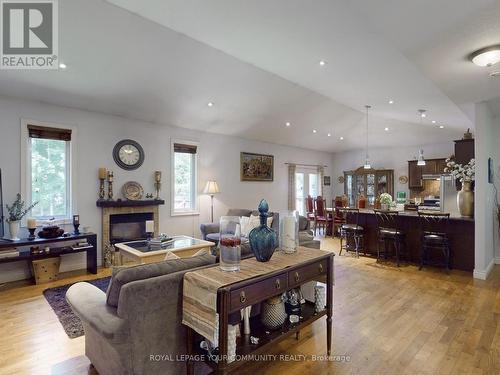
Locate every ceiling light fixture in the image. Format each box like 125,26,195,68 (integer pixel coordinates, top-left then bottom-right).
59,63,67,69
470,45,500,67
417,109,426,166
312,129,317,133
364,105,371,169
319,60,327,66
431,120,436,124
327,133,331,137
439,125,445,129
207,102,214,107
384,127,389,131
388,100,394,104
285,122,291,127
339,136,344,140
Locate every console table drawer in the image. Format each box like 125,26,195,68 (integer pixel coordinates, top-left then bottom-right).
230,272,288,311
288,259,327,287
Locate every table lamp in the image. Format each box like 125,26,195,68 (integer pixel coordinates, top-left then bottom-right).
203,180,220,223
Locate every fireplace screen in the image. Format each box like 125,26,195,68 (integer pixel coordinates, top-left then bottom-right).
109,212,153,243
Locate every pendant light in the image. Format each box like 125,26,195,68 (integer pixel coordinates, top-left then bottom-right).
363,105,371,169
417,109,426,166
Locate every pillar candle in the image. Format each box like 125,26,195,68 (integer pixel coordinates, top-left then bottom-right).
27,218,37,229
98,167,107,179
145,220,154,233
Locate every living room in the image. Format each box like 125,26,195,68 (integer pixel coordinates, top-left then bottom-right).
1,1,500,374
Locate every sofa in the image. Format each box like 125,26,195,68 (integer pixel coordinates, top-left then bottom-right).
66,254,216,375
200,208,320,253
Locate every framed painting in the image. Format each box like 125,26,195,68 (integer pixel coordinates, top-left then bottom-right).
240,152,274,181
323,176,331,186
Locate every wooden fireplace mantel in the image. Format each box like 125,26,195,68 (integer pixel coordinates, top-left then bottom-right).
96,199,165,208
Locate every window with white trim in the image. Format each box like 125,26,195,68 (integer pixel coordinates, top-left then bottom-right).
171,141,198,215
27,124,72,220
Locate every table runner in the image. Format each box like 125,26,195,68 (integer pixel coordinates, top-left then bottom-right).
182,247,330,344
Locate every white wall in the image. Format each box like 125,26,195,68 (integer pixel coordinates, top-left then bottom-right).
473,102,496,280
0,96,333,282
331,142,455,198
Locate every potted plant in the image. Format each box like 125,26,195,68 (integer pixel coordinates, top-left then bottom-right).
5,194,38,240
379,193,393,211
445,158,475,217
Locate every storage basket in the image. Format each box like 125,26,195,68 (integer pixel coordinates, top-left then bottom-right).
32,257,61,284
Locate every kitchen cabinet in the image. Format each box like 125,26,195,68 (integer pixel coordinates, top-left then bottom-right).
454,139,474,165
408,158,447,189
344,167,394,207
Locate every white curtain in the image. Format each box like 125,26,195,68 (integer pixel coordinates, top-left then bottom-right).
317,165,324,197
288,164,296,210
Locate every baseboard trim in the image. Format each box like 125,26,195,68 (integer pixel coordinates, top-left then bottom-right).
495,257,500,265
473,258,495,280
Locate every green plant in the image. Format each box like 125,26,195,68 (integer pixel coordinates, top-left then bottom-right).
6,194,38,223
379,193,393,205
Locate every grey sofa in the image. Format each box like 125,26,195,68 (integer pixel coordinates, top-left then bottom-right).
66,254,216,375
200,208,320,252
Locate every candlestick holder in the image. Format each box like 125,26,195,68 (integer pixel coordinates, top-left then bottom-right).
107,171,114,200
73,223,80,235
154,182,161,200
99,178,106,200
28,228,36,240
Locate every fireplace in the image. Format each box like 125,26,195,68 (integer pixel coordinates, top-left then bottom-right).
109,212,153,244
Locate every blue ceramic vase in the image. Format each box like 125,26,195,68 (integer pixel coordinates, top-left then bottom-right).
249,199,278,262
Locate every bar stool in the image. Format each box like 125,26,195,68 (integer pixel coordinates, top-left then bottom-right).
332,197,346,238
339,208,364,257
418,212,451,271
374,210,406,267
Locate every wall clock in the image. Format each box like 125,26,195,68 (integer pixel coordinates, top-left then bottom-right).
113,139,145,170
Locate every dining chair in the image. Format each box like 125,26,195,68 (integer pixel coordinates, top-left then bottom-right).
314,196,332,235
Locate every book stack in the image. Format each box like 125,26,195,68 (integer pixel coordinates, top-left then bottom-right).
71,241,92,250
0,248,19,259
149,237,174,250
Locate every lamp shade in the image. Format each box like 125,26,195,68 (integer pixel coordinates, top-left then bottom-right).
203,180,220,195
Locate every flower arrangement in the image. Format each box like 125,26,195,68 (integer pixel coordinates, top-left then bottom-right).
5,194,38,223
445,158,475,182
379,193,393,205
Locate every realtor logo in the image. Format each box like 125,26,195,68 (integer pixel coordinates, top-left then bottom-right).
0,0,58,69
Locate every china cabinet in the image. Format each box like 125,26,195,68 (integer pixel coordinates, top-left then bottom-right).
344,167,394,207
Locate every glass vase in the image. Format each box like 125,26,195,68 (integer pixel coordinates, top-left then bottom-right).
279,210,299,254
219,216,241,272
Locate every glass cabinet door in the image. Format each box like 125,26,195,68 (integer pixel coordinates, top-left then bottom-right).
366,173,375,206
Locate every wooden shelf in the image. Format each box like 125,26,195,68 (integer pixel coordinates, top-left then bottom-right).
96,199,165,208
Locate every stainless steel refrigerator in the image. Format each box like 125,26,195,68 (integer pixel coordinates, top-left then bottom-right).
440,174,460,217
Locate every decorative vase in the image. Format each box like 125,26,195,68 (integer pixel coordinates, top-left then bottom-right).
8,220,20,241
380,203,389,211
457,180,474,218
249,199,278,262
279,210,299,254
314,285,326,313
261,295,287,330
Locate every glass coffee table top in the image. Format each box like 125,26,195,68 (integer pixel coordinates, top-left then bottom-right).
121,236,208,253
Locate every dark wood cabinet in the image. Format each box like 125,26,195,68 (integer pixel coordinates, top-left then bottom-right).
408,158,447,189
454,139,474,165
344,167,394,207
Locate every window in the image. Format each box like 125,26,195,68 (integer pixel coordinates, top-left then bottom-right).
171,140,198,215
23,123,73,221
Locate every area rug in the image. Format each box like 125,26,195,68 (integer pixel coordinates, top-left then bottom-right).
43,277,111,338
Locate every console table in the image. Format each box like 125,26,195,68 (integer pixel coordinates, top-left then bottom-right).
183,247,334,374
0,233,98,278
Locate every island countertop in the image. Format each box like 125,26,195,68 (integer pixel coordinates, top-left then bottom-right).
354,208,474,222
334,208,475,272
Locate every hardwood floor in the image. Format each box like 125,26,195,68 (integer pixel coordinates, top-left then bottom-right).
1,238,499,374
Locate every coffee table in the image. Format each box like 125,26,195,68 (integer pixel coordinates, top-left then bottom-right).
114,235,215,265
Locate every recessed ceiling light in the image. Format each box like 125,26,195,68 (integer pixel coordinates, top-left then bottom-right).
339,136,344,140
285,122,291,127
207,102,214,107
384,127,389,131
470,45,500,67
431,120,436,124
59,63,67,69
319,60,327,66
312,129,317,133
388,100,394,104
327,133,331,137
418,109,427,118
439,125,445,129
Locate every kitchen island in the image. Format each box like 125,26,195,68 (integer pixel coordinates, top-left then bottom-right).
343,209,474,272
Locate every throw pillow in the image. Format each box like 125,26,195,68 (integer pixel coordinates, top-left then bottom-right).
164,251,180,260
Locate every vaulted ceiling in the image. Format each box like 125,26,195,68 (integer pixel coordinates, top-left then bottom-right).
1,0,498,152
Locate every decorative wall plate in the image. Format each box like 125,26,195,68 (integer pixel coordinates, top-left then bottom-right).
338,176,345,183
122,181,144,200
398,175,408,184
